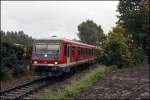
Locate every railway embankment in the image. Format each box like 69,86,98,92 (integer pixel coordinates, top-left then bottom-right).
1,64,149,99
0,71,33,92
28,64,105,99
75,64,149,99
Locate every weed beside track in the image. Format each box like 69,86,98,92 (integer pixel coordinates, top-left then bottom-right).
31,64,105,99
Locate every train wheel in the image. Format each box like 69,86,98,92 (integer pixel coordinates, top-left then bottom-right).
64,67,70,73
51,70,63,77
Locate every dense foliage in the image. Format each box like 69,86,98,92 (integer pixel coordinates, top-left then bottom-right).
117,0,149,63
96,0,149,68
0,30,33,80
78,20,105,45
97,25,145,68
1,30,33,49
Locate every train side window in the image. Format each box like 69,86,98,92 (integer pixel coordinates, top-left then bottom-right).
93,48,95,55
86,48,88,55
80,48,81,55
78,47,81,56
80,48,81,56
81,48,83,56
83,48,84,56
78,48,79,55
83,48,85,56
67,46,70,57
64,45,67,56
84,49,85,56
72,47,74,56
90,49,92,55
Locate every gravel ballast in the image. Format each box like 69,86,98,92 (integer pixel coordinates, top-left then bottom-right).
75,64,149,99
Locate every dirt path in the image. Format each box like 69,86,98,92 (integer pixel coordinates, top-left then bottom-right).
75,64,149,99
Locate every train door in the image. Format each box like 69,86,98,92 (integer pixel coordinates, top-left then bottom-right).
64,44,70,64
66,45,70,64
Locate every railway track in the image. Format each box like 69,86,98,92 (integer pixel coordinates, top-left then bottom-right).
0,63,98,99
0,76,50,100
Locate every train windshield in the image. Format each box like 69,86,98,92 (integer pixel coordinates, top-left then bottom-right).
35,43,60,58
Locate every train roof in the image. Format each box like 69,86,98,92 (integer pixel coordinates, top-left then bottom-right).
62,39,96,48
35,37,96,48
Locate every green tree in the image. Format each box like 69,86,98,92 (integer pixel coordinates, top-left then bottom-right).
1,30,33,49
117,0,149,63
97,26,129,67
78,20,104,45
0,30,33,80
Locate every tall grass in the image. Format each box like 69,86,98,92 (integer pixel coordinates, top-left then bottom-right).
41,65,105,99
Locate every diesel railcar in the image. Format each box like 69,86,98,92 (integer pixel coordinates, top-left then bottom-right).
32,37,97,77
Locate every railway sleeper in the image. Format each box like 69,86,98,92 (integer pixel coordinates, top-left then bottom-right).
16,87,34,92
0,95,16,100
6,91,24,95
3,93,17,96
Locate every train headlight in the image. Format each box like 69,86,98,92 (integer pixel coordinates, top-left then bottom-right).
54,62,58,64
34,61,38,64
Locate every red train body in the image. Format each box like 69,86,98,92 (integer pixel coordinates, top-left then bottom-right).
32,37,97,76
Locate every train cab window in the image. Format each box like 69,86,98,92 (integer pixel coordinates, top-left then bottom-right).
64,45,67,56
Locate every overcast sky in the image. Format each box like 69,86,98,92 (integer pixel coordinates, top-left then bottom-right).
1,1,119,40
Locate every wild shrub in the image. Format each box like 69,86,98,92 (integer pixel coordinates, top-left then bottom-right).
95,71,105,79
65,90,74,97
12,66,25,77
97,26,145,68
0,67,7,80
1,42,28,79
98,31,129,67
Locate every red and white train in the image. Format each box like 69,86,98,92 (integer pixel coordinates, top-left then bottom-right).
32,37,97,76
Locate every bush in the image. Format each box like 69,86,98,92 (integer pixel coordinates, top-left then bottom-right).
65,90,74,97
0,68,7,80
1,31,33,80
95,71,105,79
97,26,145,68
98,31,129,67
12,66,25,77
130,47,145,65
1,42,30,80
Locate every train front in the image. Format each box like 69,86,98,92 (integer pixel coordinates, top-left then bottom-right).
32,39,62,77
